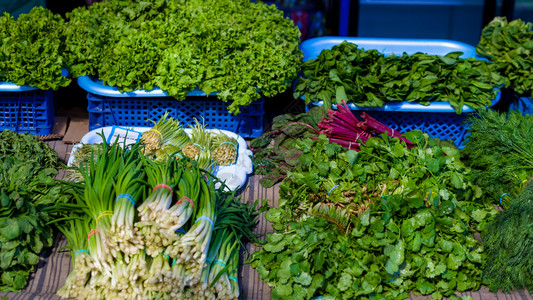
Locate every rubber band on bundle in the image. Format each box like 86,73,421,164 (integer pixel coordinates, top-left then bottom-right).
176,196,195,208
219,141,237,150
500,193,511,206
153,184,173,195
75,249,90,256
96,211,114,224
328,185,340,196
87,229,99,240
215,259,226,268
116,194,135,206
195,216,214,229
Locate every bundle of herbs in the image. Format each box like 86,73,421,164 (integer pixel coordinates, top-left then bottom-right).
0,131,71,292
460,109,533,206
251,105,413,187
251,129,497,299
294,41,502,114
58,138,262,299
481,182,533,293
318,100,414,150
476,17,533,96
0,7,70,89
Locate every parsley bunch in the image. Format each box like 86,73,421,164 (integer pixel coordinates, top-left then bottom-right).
0,7,70,89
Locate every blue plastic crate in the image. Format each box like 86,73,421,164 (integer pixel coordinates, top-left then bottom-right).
300,37,501,147
86,93,264,138
509,95,533,115
0,89,55,135
79,76,264,138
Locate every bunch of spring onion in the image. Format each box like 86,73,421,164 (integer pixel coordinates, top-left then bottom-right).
318,100,414,150
181,118,215,171
165,173,216,286
106,147,146,260
58,138,262,299
56,218,92,299
135,157,191,256
212,129,239,166
141,112,189,154
73,140,133,277
195,190,264,299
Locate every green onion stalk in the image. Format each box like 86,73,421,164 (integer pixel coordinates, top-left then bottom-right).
153,127,191,162
66,143,104,182
136,157,183,257
143,253,173,295
74,139,127,277
167,173,216,286
141,112,184,154
57,218,94,299
158,166,203,234
226,248,240,299
182,118,213,162
194,228,228,299
107,144,146,260
211,130,238,166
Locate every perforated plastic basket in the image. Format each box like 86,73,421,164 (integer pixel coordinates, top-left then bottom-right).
301,37,501,147
86,93,264,138
0,89,55,135
79,76,265,138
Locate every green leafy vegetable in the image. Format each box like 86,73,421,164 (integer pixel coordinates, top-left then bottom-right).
476,17,533,95
0,7,70,89
64,0,302,114
482,182,533,293
461,109,533,206
294,41,502,114
0,130,70,292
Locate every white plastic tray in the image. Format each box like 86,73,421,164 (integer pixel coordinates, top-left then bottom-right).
67,126,253,192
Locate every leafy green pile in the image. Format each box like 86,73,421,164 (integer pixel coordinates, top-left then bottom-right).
250,130,497,299
476,17,533,95
460,109,533,206
251,190,493,299
0,130,69,292
64,0,302,114
481,182,533,293
294,41,502,114
0,130,64,169
0,7,70,90
251,106,327,188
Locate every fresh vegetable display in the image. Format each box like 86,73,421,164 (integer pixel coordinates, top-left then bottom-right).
460,109,533,206
476,17,533,95
64,0,303,114
0,7,70,89
481,182,533,293
68,114,239,181
0,130,70,292
250,110,498,298
294,41,502,114
58,138,262,299
251,105,413,188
